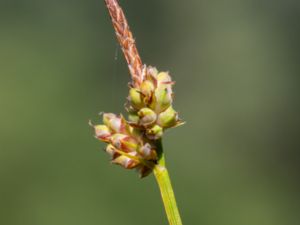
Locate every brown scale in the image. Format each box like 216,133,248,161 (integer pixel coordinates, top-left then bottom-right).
104,0,144,86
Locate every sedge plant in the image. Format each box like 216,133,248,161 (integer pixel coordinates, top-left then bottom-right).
91,1,184,224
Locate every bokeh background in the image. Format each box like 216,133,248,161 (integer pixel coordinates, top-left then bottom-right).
1,0,299,225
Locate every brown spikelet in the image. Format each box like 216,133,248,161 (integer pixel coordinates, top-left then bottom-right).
104,0,144,86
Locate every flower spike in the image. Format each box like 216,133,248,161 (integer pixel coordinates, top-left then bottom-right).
92,1,184,224
94,0,183,176
104,0,143,86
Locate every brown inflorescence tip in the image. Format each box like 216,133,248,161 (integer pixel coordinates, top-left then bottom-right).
104,0,144,86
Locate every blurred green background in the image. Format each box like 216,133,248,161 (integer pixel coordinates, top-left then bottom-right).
1,0,299,225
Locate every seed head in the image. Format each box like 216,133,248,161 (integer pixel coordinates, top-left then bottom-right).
92,113,157,177
92,0,184,177
127,67,183,140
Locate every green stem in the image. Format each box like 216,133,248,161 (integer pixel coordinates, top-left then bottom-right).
153,140,183,225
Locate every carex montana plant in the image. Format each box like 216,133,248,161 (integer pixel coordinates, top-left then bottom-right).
91,1,184,224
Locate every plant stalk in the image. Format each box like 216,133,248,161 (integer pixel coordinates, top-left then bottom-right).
103,2,183,223
153,140,183,225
